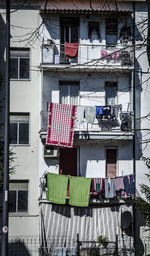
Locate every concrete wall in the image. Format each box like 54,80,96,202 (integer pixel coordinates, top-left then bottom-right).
42,72,131,111
0,1,149,252
7,9,42,237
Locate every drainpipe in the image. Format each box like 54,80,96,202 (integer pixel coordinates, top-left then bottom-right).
1,0,10,255
132,1,137,254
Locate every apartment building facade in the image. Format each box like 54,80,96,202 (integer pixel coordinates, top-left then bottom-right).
0,0,150,255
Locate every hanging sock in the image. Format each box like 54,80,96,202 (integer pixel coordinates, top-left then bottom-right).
69,176,91,207
47,173,68,204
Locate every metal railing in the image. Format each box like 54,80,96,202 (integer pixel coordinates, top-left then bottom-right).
0,235,149,255
41,43,133,67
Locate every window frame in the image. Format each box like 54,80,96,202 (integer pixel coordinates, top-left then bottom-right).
10,48,30,80
105,82,118,106
59,81,80,105
105,17,118,46
10,113,30,145
9,181,29,214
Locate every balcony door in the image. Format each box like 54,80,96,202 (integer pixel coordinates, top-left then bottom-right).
59,148,77,176
60,17,79,63
106,148,117,178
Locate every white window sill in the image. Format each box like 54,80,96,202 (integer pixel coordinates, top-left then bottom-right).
9,212,29,217
10,144,30,147
10,79,31,81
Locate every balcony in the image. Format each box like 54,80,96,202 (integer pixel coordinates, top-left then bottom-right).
41,43,133,71
39,173,134,205
40,105,134,140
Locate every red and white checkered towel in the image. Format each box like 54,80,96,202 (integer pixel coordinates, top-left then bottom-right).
46,102,76,147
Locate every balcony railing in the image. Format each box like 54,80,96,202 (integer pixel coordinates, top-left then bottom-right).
41,43,133,67
40,105,133,134
39,173,134,202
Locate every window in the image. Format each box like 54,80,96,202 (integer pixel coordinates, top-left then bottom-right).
60,81,79,105
60,17,79,63
60,17,79,44
106,17,118,46
10,48,30,79
10,114,29,145
88,22,100,40
9,181,28,213
105,82,117,105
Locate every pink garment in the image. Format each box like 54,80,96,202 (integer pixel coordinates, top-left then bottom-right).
101,49,120,60
115,177,124,191
65,43,78,58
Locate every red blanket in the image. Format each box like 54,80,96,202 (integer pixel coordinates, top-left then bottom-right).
46,102,76,147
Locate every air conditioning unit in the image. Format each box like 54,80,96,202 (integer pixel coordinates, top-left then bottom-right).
43,146,58,158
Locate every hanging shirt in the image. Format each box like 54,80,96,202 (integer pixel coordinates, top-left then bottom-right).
76,106,85,124
123,174,134,197
84,106,95,123
96,106,103,118
105,178,116,199
115,177,124,191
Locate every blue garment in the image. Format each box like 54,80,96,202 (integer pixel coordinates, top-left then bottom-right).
105,178,116,199
123,174,134,196
96,106,103,118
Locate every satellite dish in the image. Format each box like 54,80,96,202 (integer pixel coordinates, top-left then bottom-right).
121,211,132,230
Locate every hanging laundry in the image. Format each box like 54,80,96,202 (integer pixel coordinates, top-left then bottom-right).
84,106,95,123
115,177,124,191
105,178,116,199
101,49,120,60
103,106,111,116
65,43,79,58
47,173,68,204
46,102,76,148
76,106,85,124
91,178,105,194
69,176,91,207
96,106,103,118
123,174,134,197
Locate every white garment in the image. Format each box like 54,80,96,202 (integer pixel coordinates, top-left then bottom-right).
84,106,95,123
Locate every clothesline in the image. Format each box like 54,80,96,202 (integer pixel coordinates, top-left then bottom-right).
46,173,134,207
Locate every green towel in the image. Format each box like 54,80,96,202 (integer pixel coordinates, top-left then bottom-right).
47,173,68,204
69,176,91,207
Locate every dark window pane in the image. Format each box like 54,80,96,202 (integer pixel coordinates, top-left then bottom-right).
20,58,29,79
19,123,29,144
9,191,16,212
106,35,118,46
10,58,18,79
106,18,117,34
18,191,28,212
71,26,78,43
65,26,69,43
10,123,17,144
